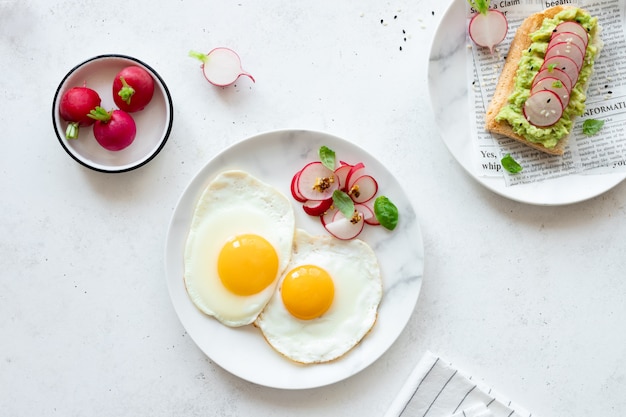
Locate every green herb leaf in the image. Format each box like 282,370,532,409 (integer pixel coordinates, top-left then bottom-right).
319,146,336,171
374,196,399,230
332,190,355,219
552,80,563,88
582,119,605,136
501,153,523,174
467,0,489,14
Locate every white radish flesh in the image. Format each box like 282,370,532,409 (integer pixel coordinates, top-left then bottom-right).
552,22,589,48
297,161,339,200
523,90,563,127
344,162,365,191
200,48,255,87
550,32,587,57
531,77,570,109
468,10,508,54
544,41,584,71
355,203,379,226
347,175,378,203
532,67,573,92
324,212,365,240
540,55,580,87
333,164,352,190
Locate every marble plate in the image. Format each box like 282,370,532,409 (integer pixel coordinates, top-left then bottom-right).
165,130,424,389
428,0,626,205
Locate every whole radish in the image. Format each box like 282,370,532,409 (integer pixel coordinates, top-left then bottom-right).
88,107,137,151
59,86,101,139
112,66,155,112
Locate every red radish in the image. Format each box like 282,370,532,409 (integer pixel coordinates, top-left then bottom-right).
290,170,308,202
344,162,365,191
112,66,155,113
296,161,339,200
544,41,584,70
540,55,580,87
302,197,333,216
550,32,587,56
334,164,352,190
467,0,508,54
320,207,338,227
347,175,378,203
59,86,101,139
355,203,379,226
523,90,563,127
532,67,573,92
189,48,255,87
324,211,365,240
552,22,589,48
530,77,570,109
88,107,137,151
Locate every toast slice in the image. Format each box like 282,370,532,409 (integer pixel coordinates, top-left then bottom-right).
485,6,599,156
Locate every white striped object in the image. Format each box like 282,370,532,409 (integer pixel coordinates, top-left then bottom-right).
384,352,536,417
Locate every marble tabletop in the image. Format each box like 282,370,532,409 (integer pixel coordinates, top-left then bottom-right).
1,0,625,416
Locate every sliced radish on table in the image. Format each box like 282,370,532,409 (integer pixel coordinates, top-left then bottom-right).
540,55,580,87
347,175,378,203
467,5,508,54
544,41,584,70
324,211,365,240
550,32,588,57
189,48,254,87
532,67,573,92
552,22,589,48
59,86,102,140
523,90,563,127
530,77,570,109
88,107,137,151
302,197,333,216
296,161,339,200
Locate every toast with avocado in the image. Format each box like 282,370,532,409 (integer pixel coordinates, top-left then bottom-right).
485,6,602,155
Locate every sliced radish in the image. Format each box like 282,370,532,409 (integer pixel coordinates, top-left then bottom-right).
468,10,508,54
355,203,379,226
334,164,352,190
530,77,570,109
189,48,255,87
544,41,584,71
324,212,365,240
296,161,339,200
552,22,589,48
347,175,378,203
523,90,563,127
344,162,366,191
290,170,308,202
302,197,333,216
320,207,338,227
550,32,587,57
540,55,580,87
532,67,573,92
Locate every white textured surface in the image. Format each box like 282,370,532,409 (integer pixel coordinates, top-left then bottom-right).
1,1,625,416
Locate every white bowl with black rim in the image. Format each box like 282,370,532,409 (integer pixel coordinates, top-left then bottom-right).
52,54,173,173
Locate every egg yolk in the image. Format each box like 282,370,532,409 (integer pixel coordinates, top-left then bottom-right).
217,234,279,296
281,265,334,320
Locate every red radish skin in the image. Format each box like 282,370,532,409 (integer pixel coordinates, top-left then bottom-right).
59,86,101,139
468,9,508,54
290,170,308,202
89,107,137,151
348,175,378,203
302,198,333,216
540,55,580,87
333,164,352,190
550,32,587,57
532,67,573,92
530,77,570,109
544,41,584,71
552,21,589,48
112,66,155,113
296,161,339,200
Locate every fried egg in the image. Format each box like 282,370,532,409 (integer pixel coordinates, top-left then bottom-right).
183,170,295,327
255,229,382,364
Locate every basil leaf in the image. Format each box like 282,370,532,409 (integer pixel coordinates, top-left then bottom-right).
501,153,523,174
374,196,398,230
319,146,336,171
582,119,604,136
332,190,354,219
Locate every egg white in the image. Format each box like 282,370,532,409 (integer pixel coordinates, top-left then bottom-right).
255,229,382,364
183,170,295,327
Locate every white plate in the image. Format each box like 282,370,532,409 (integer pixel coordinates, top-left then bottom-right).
165,129,424,389
52,54,173,173
428,0,626,205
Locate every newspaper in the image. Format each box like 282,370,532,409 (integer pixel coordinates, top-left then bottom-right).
466,0,626,186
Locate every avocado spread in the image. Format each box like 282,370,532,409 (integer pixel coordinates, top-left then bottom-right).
495,8,599,148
